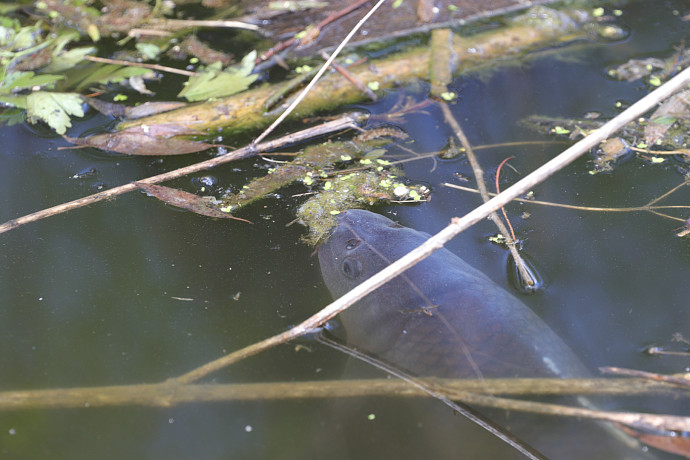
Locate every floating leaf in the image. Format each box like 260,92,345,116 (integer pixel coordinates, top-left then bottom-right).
137,183,252,222
645,89,690,146
178,51,258,102
63,125,215,155
26,91,83,134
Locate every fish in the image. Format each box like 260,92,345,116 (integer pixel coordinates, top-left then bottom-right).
318,209,590,379
317,209,655,459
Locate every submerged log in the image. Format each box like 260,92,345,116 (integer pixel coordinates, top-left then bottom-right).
118,7,596,137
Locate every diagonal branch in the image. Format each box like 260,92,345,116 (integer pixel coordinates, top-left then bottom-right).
0,113,364,234
172,64,690,384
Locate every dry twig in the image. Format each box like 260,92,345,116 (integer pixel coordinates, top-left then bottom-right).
439,102,536,287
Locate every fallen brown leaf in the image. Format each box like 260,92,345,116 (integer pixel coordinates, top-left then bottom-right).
137,183,252,223
619,424,690,458
63,125,215,155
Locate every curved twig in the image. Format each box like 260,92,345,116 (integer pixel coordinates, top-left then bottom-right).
442,182,689,222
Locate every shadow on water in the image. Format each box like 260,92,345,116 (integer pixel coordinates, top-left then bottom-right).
0,1,688,459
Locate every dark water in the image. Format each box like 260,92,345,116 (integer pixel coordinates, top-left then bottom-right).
1,1,688,459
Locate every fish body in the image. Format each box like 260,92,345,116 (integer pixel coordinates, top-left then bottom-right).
318,209,588,379
317,209,655,460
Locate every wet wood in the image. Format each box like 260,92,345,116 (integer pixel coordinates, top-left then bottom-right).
0,377,682,410
118,8,587,136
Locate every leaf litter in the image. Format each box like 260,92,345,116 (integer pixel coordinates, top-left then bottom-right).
136,183,252,223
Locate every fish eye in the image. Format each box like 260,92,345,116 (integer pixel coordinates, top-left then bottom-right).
341,258,362,280
345,239,361,250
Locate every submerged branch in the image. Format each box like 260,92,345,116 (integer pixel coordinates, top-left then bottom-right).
118,7,589,136
439,102,535,287
0,377,683,411
443,181,690,222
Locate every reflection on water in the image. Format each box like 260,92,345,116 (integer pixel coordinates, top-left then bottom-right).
1,1,689,458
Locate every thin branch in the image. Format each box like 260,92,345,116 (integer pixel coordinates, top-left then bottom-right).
172,64,690,384
442,182,689,222
458,392,690,434
389,141,570,166
439,102,535,287
0,377,682,411
320,51,377,101
0,113,364,234
600,367,690,390
256,0,372,64
252,0,388,145
147,19,260,31
84,55,199,77
316,332,547,460
646,178,689,206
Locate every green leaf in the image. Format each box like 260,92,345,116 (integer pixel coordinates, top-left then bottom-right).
178,51,258,102
9,25,38,51
0,94,27,108
26,91,84,134
0,70,63,94
42,46,95,73
69,64,151,90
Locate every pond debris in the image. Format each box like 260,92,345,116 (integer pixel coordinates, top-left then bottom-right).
214,129,428,244
119,5,600,138
593,137,633,173
297,169,430,244
63,125,217,155
619,425,690,458
175,35,234,67
1,2,616,139
608,46,690,83
438,136,463,159
136,183,252,222
522,111,690,174
523,45,690,172
644,88,690,147
677,218,690,238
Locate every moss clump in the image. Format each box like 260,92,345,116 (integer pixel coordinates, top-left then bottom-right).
297,168,429,244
